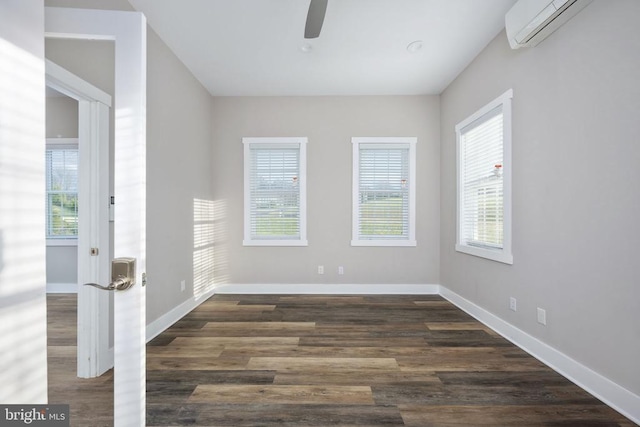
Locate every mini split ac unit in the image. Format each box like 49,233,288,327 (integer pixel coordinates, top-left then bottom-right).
505,0,593,49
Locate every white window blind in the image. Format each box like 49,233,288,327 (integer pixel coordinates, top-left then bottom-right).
456,89,513,264
460,106,504,249
45,148,79,238
352,137,416,247
243,138,307,246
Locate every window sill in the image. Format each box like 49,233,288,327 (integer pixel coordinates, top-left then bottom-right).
351,240,417,247
455,243,513,265
47,239,78,247
243,239,308,247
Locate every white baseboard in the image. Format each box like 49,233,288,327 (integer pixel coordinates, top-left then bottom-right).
145,288,216,343
439,286,640,425
46,282,77,293
100,348,114,375
212,283,440,295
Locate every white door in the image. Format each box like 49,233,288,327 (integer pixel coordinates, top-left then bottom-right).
0,0,48,405
46,59,113,379
46,7,147,426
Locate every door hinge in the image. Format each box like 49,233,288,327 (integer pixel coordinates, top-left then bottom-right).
90,248,99,256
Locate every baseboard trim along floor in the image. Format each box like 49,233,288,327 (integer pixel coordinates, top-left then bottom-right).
46,282,78,293
210,283,440,295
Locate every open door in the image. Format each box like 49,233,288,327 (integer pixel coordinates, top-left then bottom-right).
46,59,113,378
0,0,48,405
46,7,147,426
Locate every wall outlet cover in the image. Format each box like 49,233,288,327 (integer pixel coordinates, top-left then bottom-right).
537,307,547,325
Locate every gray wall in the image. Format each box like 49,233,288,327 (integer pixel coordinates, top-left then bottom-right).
211,96,440,287
440,0,640,395
145,26,213,322
46,246,77,284
46,96,77,138
45,96,79,285
45,0,214,324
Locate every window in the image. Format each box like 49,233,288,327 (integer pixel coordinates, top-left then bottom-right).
352,137,416,247
45,142,79,242
243,137,307,246
456,89,513,264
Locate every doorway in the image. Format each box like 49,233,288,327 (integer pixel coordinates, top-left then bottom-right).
45,89,80,295
45,7,148,424
45,54,113,378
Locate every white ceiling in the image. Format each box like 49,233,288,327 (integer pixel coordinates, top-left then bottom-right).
127,0,517,96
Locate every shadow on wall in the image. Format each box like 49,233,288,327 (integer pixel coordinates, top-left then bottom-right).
193,198,228,298
212,199,229,286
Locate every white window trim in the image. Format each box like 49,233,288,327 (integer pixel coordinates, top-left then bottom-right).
46,138,79,246
47,239,78,247
351,137,417,247
455,89,513,265
242,137,308,247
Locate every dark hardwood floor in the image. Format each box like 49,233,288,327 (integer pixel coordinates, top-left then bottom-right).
47,294,635,426
47,294,113,426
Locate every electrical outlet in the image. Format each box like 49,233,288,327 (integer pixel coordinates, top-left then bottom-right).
537,307,547,325
317,265,324,275
509,297,517,312
180,280,186,292
338,266,344,275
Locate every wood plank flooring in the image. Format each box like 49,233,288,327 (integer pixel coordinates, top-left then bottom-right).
47,294,114,426
47,294,636,426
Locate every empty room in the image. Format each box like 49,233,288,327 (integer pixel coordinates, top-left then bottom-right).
1,0,638,426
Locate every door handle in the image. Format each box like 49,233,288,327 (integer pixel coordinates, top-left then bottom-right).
84,257,136,292
84,276,132,291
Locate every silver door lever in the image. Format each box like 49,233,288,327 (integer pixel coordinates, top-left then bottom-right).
83,257,136,292
84,276,132,291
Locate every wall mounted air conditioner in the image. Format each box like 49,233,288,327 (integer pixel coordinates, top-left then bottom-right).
505,0,592,49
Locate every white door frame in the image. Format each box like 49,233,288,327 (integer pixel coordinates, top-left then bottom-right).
46,59,113,378
45,7,147,426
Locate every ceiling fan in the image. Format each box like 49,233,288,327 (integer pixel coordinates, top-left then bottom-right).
304,0,328,39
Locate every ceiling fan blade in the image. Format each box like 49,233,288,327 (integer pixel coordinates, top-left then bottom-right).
304,0,328,39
